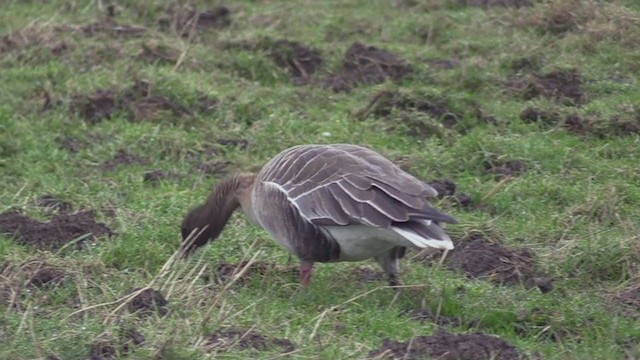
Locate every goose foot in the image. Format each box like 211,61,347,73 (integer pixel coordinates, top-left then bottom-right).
300,261,314,287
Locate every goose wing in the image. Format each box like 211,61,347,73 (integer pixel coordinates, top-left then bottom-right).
258,144,457,231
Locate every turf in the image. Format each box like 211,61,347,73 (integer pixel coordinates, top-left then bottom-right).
1,0,639,359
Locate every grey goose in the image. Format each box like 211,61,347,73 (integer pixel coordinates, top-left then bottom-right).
181,143,457,287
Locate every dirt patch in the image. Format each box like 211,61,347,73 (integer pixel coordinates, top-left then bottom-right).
325,42,412,92
563,113,587,134
448,236,553,292
35,195,73,214
356,90,461,133
120,327,146,355
0,210,113,250
268,39,323,84
519,107,561,126
426,178,473,208
204,328,295,353
507,69,584,106
158,5,231,37
368,329,527,360
101,149,150,171
615,285,640,312
1,260,70,309
70,89,118,124
484,157,527,180
70,80,193,124
125,287,168,317
463,0,533,8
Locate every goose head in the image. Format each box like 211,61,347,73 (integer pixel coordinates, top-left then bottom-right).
180,174,256,255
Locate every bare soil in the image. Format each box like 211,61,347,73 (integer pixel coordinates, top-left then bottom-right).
368,329,527,359
325,42,412,92
507,69,584,106
447,236,553,292
216,138,250,150
0,210,113,250
70,80,192,124
270,39,323,84
616,285,640,311
125,287,168,317
426,178,473,208
204,328,295,353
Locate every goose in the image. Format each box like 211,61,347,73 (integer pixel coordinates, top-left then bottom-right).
180,144,457,287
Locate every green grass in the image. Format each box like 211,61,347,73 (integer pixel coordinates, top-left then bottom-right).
1,0,640,359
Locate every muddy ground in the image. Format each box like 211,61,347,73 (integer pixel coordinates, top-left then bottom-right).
0,210,112,250
325,42,412,92
124,287,168,317
368,329,528,360
446,235,553,293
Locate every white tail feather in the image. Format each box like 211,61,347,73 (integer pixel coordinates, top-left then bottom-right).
391,226,454,250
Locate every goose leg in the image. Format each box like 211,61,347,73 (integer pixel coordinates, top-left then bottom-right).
299,261,315,287
375,246,406,287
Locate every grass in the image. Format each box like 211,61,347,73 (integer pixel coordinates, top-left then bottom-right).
1,0,640,359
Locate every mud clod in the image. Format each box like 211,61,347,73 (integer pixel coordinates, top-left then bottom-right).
508,69,584,106
28,267,66,288
326,42,412,92
89,341,116,360
427,179,457,198
563,114,586,134
359,90,460,130
368,329,527,360
0,210,112,250
484,158,527,179
125,287,168,317
70,89,118,124
616,285,640,311
36,195,73,214
204,328,295,353
448,236,550,290
269,39,323,84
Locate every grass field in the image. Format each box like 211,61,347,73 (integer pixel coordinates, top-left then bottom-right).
1,0,639,359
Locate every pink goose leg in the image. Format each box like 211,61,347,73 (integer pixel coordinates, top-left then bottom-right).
300,261,315,287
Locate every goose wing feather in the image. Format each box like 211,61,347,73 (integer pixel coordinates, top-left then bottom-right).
259,144,456,228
